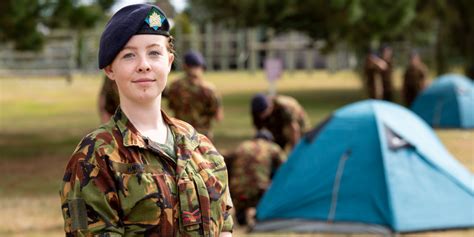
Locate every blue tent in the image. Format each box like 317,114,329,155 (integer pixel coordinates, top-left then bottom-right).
255,100,474,234
411,74,474,128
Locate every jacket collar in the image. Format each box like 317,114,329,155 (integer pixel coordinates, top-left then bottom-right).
113,107,199,151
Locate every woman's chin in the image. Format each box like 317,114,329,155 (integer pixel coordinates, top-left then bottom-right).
132,92,161,104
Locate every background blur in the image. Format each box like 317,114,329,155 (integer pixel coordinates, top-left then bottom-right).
0,0,472,236
1,0,473,76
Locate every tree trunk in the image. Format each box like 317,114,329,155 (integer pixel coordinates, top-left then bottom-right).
435,22,448,76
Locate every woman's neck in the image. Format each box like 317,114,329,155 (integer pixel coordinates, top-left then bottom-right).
120,96,168,143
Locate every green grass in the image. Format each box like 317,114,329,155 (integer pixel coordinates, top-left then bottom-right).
0,70,472,236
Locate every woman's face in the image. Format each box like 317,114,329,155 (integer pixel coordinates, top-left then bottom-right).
104,34,174,104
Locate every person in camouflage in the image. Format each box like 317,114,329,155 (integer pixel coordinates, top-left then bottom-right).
60,4,233,236
227,130,286,227
251,93,310,152
165,51,223,140
364,52,386,99
403,51,429,107
98,75,120,123
380,45,394,101
364,48,391,100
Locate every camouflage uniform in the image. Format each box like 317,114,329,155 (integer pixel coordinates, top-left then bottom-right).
364,55,379,99
60,108,233,236
165,77,222,139
228,138,286,225
380,59,394,101
264,95,310,150
403,62,428,107
364,53,393,101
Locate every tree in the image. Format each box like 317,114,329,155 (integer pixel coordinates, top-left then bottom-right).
189,0,416,52
438,0,474,78
406,0,474,76
191,0,474,77
0,0,48,51
0,0,115,51
43,0,114,68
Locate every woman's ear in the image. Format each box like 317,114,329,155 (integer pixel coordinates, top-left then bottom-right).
104,65,115,80
168,53,175,70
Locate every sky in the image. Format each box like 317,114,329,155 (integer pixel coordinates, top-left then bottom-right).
112,0,188,13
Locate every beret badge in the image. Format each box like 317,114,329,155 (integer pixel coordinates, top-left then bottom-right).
145,7,165,30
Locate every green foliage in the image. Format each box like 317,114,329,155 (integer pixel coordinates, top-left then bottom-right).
0,0,46,51
409,0,474,75
347,0,417,48
190,0,473,75
45,0,107,30
0,0,114,51
171,12,193,35
189,0,291,27
189,0,417,52
96,0,115,11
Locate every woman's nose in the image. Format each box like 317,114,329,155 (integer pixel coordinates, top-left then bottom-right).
137,57,151,72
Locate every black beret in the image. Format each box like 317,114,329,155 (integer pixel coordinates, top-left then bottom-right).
184,51,206,67
251,93,269,114
98,4,170,69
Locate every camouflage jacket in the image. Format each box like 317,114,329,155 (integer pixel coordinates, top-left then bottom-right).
60,108,233,236
229,138,286,211
403,63,428,90
165,77,222,137
265,95,310,149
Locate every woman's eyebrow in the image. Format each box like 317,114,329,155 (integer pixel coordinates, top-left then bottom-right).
122,46,137,50
146,43,164,49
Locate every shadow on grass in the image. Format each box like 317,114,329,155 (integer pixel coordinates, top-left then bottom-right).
0,132,81,161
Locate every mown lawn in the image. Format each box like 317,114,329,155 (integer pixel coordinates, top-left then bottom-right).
0,70,472,236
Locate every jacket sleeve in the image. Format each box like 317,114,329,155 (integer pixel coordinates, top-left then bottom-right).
60,136,124,236
221,186,234,232
197,134,234,233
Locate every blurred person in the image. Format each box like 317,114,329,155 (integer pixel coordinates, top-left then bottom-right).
164,50,223,140
59,4,233,236
227,129,286,229
364,50,388,99
98,75,120,123
380,45,394,101
403,50,429,107
251,93,310,152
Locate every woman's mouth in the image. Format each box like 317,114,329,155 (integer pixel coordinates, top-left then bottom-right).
133,78,156,84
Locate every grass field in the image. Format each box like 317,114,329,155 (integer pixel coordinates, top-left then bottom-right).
0,70,472,236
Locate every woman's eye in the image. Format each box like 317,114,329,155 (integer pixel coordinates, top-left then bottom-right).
123,53,134,59
149,51,161,56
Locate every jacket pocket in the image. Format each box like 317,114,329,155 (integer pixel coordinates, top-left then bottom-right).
178,177,202,231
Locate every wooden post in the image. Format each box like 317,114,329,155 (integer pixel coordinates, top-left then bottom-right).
221,27,229,71
205,22,214,71
248,28,257,73
267,29,276,59
236,30,245,70
305,45,314,74
190,24,201,53
287,32,296,73
66,31,76,83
